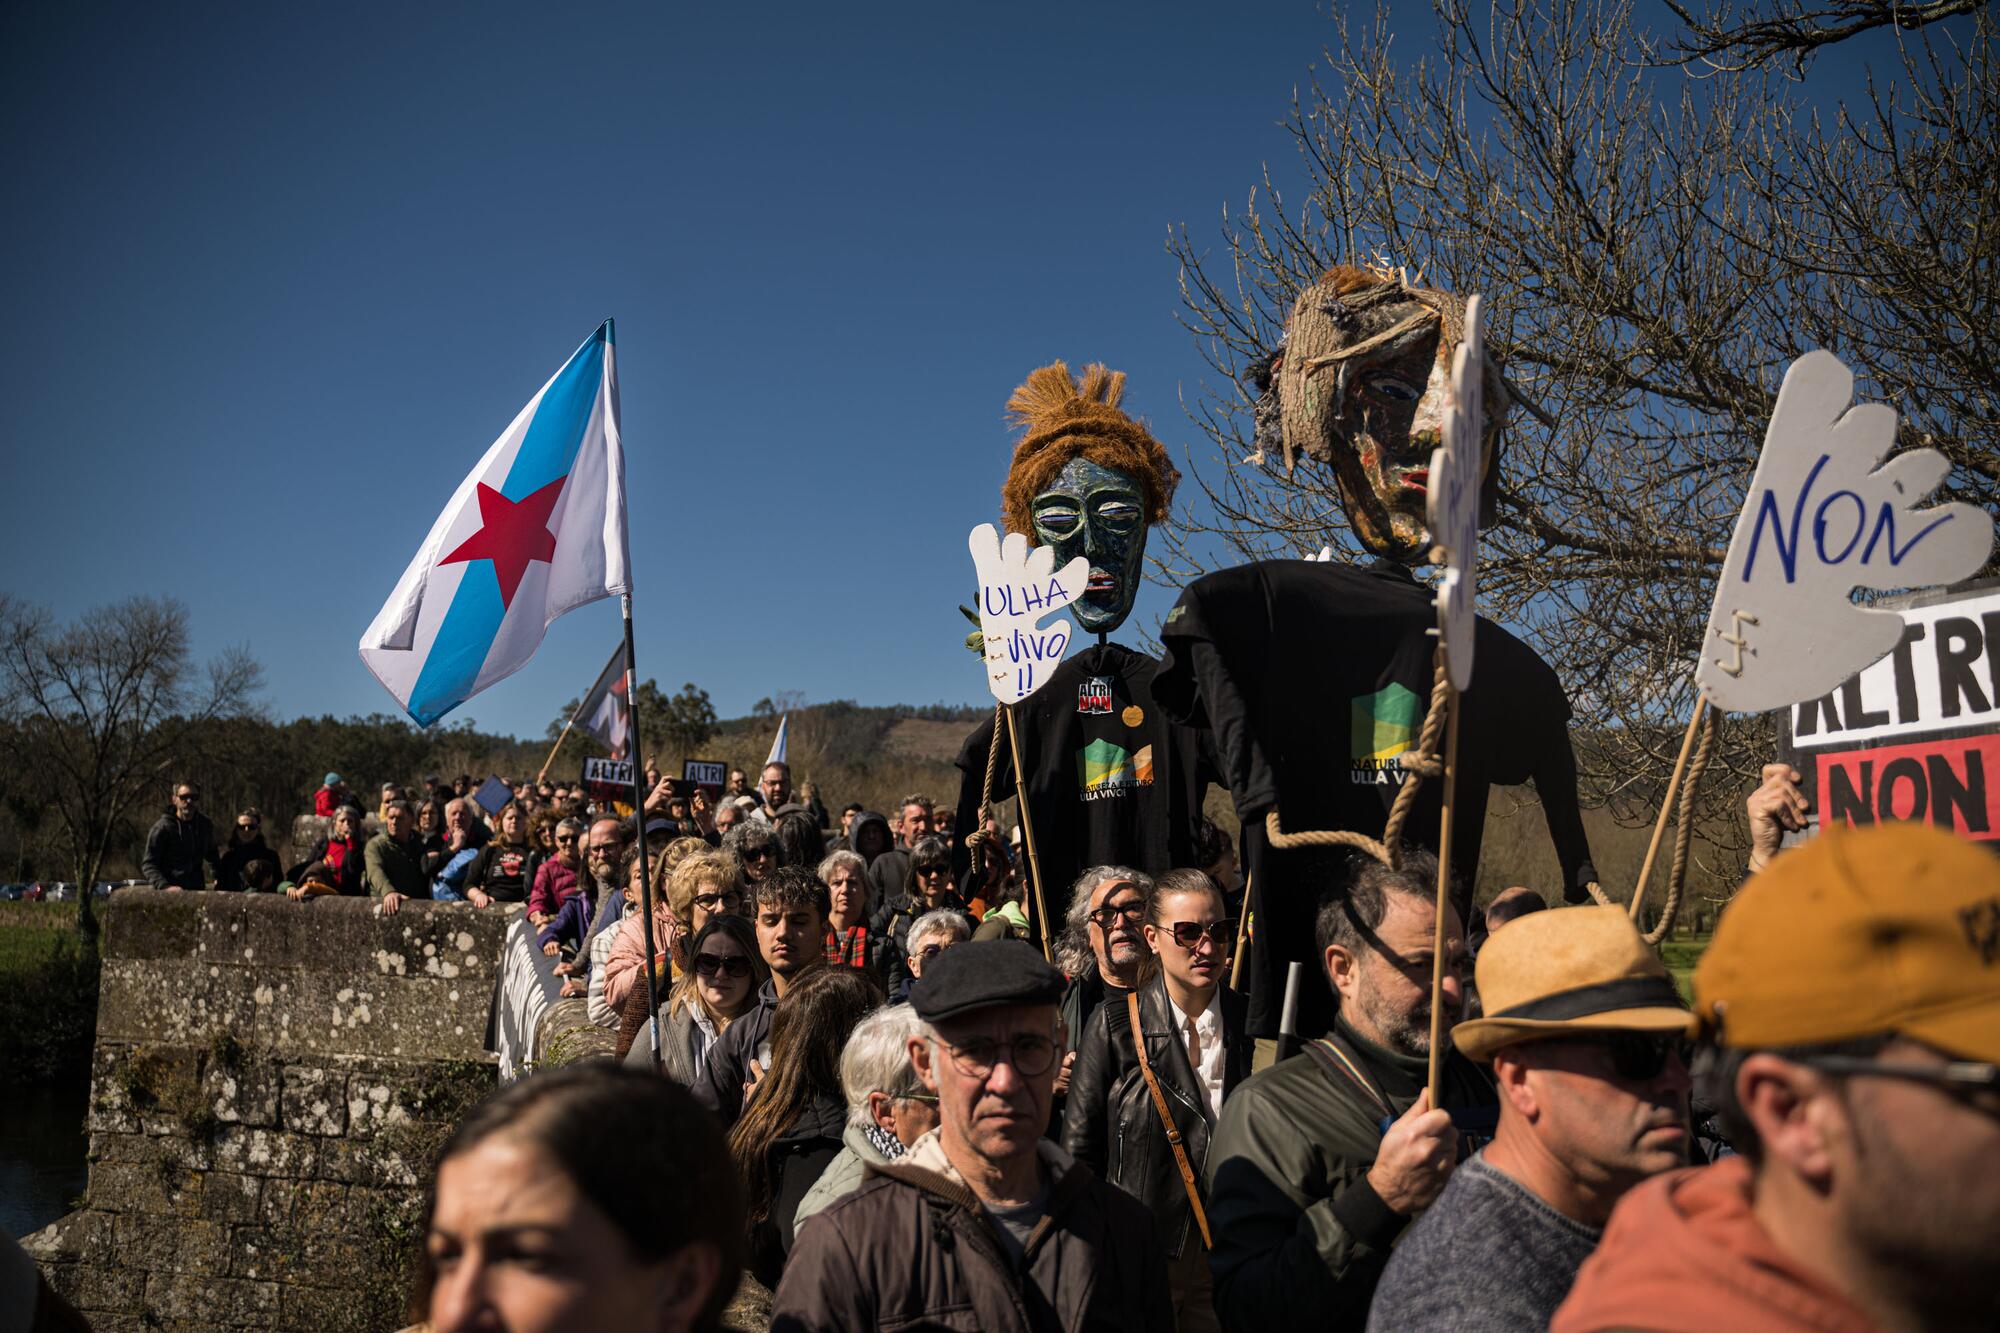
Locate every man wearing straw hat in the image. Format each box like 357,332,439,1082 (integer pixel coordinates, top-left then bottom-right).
1367,905,1694,1331
1555,823,2000,1333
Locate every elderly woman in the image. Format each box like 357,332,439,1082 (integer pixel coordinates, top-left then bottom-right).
881,837,968,982
889,906,971,1003
603,847,746,1013
791,1002,937,1227
722,819,780,884
819,849,895,975
287,804,366,899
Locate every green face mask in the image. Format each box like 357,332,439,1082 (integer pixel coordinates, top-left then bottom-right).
1029,458,1147,635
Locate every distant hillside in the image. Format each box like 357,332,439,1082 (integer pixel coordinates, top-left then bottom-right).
681,701,989,820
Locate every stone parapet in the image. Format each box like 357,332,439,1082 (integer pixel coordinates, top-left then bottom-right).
25,890,505,1332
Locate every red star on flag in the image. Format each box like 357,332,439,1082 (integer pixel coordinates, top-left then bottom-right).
439,477,566,608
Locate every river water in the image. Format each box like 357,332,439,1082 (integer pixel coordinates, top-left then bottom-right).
0,1081,89,1240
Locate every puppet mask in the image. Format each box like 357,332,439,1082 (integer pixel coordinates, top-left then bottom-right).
1265,267,1509,563
1030,457,1147,635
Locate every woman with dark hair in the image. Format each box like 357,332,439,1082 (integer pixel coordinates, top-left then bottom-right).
880,836,969,981
417,1063,743,1333
771,810,824,870
960,829,1015,921
619,911,765,1072
463,800,541,905
725,965,882,1289
217,807,278,892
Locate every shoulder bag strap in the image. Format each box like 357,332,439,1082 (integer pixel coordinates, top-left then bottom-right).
1127,991,1213,1250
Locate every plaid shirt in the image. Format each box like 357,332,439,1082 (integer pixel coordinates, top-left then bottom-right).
825,924,870,968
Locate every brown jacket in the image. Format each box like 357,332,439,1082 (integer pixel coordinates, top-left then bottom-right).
769,1133,1172,1333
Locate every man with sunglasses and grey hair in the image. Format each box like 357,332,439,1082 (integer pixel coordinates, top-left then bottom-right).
773,939,1172,1332
1554,823,2000,1333
1367,905,1693,1331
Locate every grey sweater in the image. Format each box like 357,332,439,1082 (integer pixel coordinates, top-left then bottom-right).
1365,1154,1600,1333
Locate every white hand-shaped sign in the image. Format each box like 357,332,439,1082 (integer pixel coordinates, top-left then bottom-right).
1696,350,1994,713
1427,293,1484,691
969,523,1090,706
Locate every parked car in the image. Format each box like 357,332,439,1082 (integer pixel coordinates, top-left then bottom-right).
0,883,24,900
47,882,76,901
22,883,46,901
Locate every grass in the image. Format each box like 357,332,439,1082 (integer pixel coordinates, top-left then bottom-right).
0,901,100,1086
1659,933,1712,1003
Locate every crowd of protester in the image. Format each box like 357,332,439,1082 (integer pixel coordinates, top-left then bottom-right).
131,763,2000,1333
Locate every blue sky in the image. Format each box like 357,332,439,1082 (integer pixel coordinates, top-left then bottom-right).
2,0,1354,738
0,2,1904,740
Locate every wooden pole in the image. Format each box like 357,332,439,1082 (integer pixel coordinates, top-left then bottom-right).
1630,697,1710,925
535,712,581,786
1228,870,1253,991
1426,678,1464,1107
1003,706,1055,964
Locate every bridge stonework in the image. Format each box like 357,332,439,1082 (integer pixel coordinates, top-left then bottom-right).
23,890,510,1332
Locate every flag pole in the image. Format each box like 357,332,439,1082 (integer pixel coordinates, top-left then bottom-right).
622,593,664,1071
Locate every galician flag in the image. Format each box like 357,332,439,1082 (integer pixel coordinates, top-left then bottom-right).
360,321,629,726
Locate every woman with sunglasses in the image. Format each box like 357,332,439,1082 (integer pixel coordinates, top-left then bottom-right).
217,807,278,892
621,913,767,1077
605,848,746,1014
1060,868,1249,1333
882,837,969,987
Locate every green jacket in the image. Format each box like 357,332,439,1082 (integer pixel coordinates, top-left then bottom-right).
1204,1021,1496,1333
363,832,428,900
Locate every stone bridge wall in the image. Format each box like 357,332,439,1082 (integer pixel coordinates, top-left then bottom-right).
24,890,512,1333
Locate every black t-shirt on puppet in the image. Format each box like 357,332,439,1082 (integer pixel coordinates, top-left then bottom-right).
952,643,1217,939
1155,559,1596,1038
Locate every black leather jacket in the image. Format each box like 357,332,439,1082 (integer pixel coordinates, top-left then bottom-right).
1059,972,1250,1256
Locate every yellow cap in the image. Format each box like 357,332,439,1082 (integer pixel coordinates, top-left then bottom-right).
1694,823,2000,1062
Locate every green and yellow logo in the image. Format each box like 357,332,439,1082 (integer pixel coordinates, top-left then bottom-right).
1352,682,1421,764
1077,739,1154,798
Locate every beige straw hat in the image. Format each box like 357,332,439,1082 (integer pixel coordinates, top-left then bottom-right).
1454,906,1691,1063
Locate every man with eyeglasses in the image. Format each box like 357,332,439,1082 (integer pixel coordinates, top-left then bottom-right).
142,780,220,892
750,761,792,824
1206,849,1495,1333
1369,906,1692,1332
1555,823,2000,1333
1056,867,1156,1087
693,865,830,1127
774,939,1173,1332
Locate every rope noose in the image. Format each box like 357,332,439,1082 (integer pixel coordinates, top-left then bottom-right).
962,703,1006,865
1265,656,1452,871
1580,707,1724,943
1646,706,1722,946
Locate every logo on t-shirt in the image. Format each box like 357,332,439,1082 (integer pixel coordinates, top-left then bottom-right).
1077,677,1115,714
1351,682,1421,786
1077,739,1155,800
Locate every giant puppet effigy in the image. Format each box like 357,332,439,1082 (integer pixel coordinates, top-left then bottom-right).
1152,264,1601,1039
951,364,1218,931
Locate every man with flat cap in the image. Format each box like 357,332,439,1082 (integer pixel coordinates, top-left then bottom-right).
1367,905,1694,1331
771,939,1173,1332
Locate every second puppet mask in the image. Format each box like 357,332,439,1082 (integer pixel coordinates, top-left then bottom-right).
1262,265,1513,563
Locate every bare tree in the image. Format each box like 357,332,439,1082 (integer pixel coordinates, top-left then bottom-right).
0,595,261,940
1161,0,1996,855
